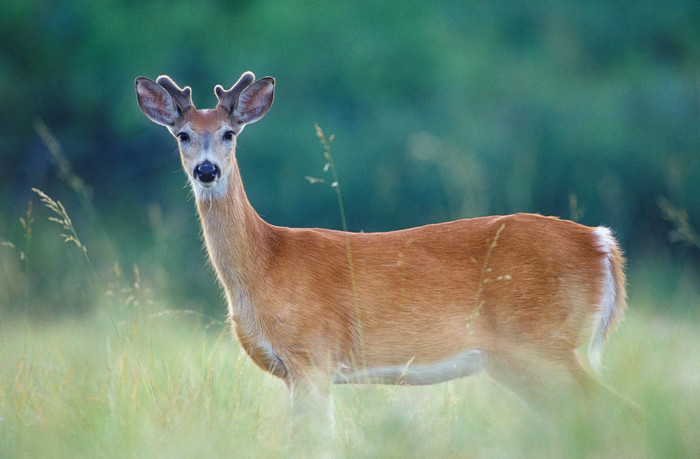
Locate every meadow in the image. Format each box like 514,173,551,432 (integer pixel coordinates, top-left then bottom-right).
2,2,699,456
1,187,699,458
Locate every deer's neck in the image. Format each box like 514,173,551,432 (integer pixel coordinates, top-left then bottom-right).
195,166,272,320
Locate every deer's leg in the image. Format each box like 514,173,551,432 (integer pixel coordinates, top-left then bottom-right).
485,348,592,410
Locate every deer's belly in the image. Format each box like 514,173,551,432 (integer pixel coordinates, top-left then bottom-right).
332,349,487,385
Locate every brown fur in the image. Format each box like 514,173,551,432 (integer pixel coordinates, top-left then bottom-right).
135,73,628,405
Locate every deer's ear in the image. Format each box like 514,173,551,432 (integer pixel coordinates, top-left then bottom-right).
233,77,275,126
135,77,181,127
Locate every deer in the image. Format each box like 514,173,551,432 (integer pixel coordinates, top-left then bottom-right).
135,71,628,412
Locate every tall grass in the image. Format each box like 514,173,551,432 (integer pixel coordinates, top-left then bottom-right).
2,296,700,457
2,129,700,458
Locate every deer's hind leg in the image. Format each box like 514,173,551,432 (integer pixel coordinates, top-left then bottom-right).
485,347,596,411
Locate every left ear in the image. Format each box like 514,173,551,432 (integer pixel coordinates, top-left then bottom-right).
135,77,182,128
234,77,275,126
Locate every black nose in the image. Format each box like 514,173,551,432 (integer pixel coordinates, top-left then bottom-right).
194,160,220,183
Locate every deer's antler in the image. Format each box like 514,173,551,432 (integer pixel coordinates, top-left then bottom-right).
215,71,256,113
156,75,195,113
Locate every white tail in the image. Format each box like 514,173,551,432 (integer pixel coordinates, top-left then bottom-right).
135,72,627,406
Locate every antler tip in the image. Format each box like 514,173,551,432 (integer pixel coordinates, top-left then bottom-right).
155,75,174,85
215,71,258,111
155,75,194,112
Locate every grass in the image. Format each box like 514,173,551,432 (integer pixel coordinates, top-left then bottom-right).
2,130,699,457
0,312,290,458
1,290,700,458
2,197,700,459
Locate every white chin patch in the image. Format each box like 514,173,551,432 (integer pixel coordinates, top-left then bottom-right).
191,176,227,199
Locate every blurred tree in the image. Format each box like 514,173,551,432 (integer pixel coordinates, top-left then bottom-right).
1,0,698,314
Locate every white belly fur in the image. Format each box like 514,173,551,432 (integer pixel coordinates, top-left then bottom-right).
333,349,487,385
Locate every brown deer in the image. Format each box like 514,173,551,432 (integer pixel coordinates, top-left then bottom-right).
135,71,627,408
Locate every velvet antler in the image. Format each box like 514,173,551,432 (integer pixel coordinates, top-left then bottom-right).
156,75,195,113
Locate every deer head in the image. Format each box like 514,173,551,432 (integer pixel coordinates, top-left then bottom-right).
135,72,275,199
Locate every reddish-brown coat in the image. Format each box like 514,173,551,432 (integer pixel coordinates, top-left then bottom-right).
198,171,624,390
135,73,627,403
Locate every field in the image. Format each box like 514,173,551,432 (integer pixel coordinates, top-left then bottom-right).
1,204,699,458
3,1,699,456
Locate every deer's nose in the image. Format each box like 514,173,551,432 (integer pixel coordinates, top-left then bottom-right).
194,160,220,183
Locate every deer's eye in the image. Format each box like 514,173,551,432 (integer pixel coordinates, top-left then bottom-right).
177,132,190,142
223,130,235,141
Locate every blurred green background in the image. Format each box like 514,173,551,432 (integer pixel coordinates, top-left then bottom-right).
1,0,699,317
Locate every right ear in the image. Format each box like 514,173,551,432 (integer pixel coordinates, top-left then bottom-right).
234,77,275,126
135,77,181,127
